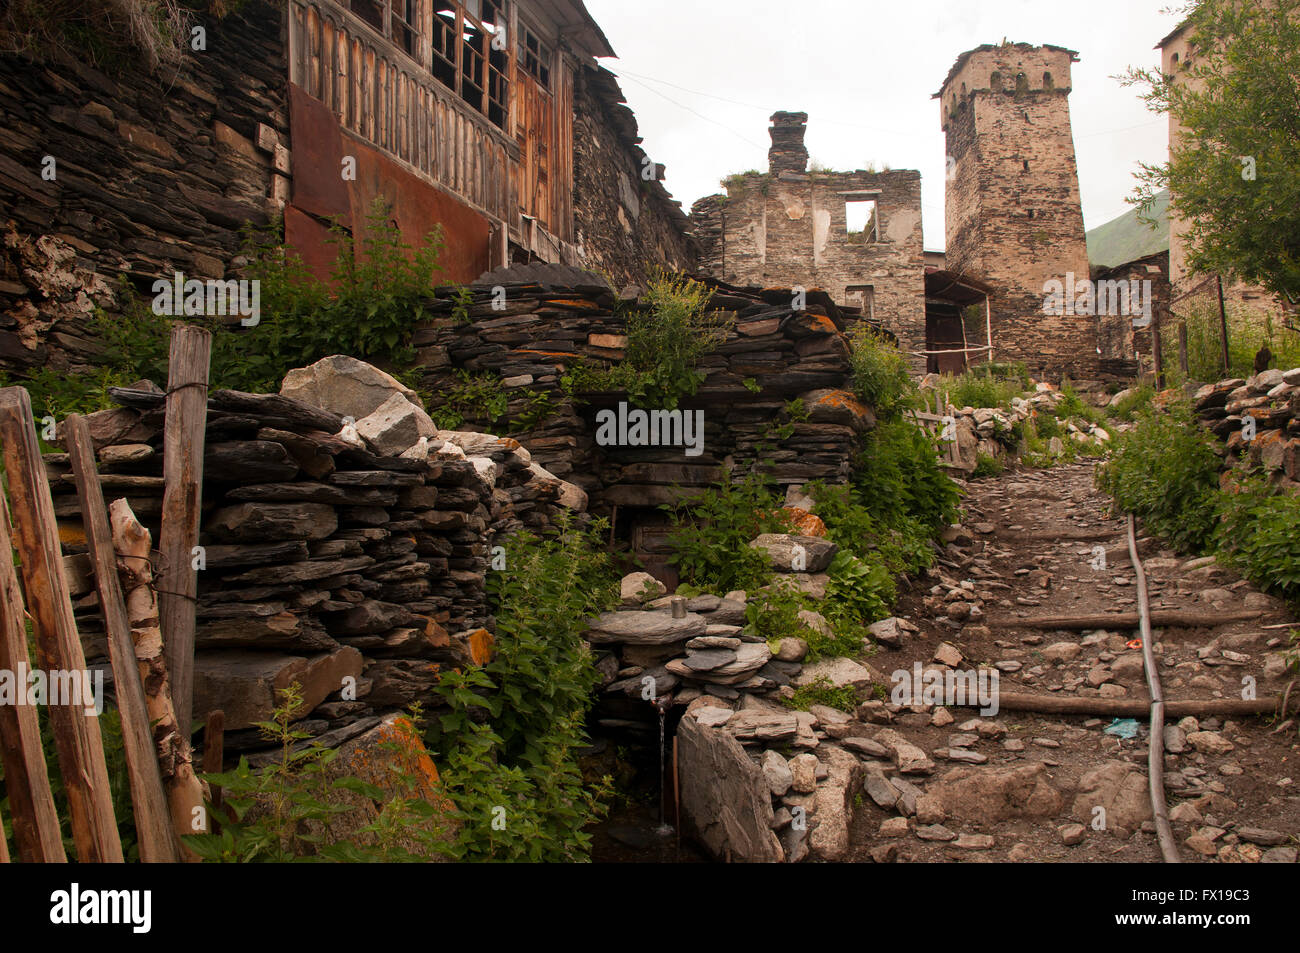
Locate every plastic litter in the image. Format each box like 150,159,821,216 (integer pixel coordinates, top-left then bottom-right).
1104,718,1141,739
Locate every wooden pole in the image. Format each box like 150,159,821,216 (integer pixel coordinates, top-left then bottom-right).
110,499,206,859
1152,301,1165,389
1178,316,1189,378
952,691,1285,719
0,802,9,863
158,325,212,741
66,415,181,863
0,387,123,863
1217,276,1231,375
202,710,226,823
987,609,1262,631
0,491,65,863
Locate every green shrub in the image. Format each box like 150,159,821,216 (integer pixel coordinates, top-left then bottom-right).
940,368,1027,410
853,418,962,533
747,584,865,663
4,200,446,415
783,676,858,714
1214,475,1300,605
591,273,731,410
1096,400,1223,553
1108,384,1156,422
849,328,914,419
823,551,893,629
427,515,618,861
972,453,1004,479
804,481,934,576
664,469,791,593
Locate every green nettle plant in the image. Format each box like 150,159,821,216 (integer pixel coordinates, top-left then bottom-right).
849,328,915,420
1096,400,1223,554
425,515,618,862
665,468,792,594
1214,475,1300,605
1123,0,1300,302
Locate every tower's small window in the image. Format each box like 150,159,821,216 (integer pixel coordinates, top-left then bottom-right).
1015,72,1029,96
1172,52,1180,64
1023,160,1030,172
846,199,879,242
1043,71,1054,89
990,70,1001,90
1028,209,1036,219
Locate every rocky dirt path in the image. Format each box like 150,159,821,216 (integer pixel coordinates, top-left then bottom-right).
846,460,1300,863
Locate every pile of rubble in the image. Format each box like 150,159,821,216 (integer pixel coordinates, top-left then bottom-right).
1193,366,1300,488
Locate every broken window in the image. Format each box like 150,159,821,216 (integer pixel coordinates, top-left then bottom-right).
522,23,552,90
846,198,879,242
391,0,418,57
846,285,876,320
424,1,511,130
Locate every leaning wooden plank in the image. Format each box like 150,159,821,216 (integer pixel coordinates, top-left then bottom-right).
158,325,212,741
66,415,181,863
0,387,123,862
110,498,206,860
0,490,66,862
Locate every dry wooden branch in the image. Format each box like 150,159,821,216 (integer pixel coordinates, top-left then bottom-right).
66,414,180,863
0,386,122,863
109,497,206,861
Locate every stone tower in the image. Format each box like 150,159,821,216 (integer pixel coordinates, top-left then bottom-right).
937,43,1096,379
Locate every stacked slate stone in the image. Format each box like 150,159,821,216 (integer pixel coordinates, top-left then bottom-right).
414,264,879,513
1193,366,1300,486
47,356,586,758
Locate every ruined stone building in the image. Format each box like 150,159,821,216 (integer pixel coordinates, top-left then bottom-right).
691,113,927,367
0,0,693,376
936,43,1098,378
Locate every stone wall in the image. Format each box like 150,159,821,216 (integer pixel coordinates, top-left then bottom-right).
0,0,287,376
571,66,697,290
692,164,926,371
51,358,584,756
938,44,1096,379
414,265,871,521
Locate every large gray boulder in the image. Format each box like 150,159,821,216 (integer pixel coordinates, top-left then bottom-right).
281,355,424,421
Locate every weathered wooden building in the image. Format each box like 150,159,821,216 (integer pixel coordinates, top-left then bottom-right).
0,0,693,377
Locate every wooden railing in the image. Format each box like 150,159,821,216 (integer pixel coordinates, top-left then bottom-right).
288,0,519,228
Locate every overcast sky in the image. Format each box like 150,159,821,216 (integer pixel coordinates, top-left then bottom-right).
583,0,1180,251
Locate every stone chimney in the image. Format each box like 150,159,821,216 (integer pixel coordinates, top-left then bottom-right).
768,111,809,175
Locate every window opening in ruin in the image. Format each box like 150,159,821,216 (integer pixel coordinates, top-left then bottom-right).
990,70,1001,89
1023,160,1030,172
351,0,385,33
1015,72,1029,96
428,1,510,130
846,198,878,242
1043,71,1054,89
522,24,553,90
846,285,876,321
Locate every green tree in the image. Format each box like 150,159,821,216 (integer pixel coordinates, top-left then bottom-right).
1124,0,1300,301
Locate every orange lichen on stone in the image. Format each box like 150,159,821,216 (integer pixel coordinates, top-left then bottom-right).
513,349,579,360
468,628,495,666
782,507,827,537
798,314,838,336
814,390,870,417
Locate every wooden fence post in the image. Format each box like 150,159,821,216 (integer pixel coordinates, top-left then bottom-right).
0,491,65,863
158,325,212,741
66,414,181,863
0,387,123,863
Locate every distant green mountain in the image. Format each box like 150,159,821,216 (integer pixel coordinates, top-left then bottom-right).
1087,190,1170,269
